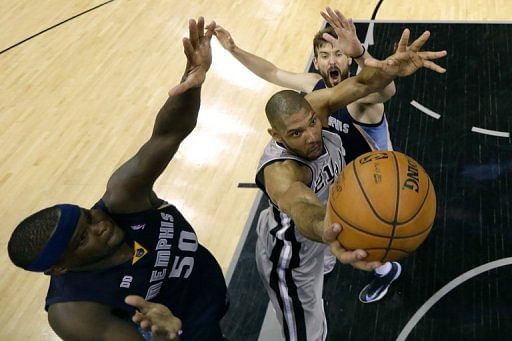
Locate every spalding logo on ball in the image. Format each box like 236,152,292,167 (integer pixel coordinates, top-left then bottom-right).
326,151,436,262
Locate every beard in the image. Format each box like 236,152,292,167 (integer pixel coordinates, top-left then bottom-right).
321,66,349,87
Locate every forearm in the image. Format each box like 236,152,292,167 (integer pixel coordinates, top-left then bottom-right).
152,84,200,139
49,303,145,341
231,46,278,82
287,200,326,243
353,50,396,102
378,81,396,102
354,65,395,96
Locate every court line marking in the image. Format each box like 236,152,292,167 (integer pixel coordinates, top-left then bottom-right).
410,100,441,119
370,0,386,21
0,0,116,55
237,183,258,188
471,126,510,138
396,257,512,341
225,191,263,285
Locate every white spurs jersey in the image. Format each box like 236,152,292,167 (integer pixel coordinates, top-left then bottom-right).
256,128,346,206
255,129,346,248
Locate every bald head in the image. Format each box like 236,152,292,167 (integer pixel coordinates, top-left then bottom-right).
265,90,311,131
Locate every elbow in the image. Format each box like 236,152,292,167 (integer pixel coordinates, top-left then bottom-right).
357,83,375,99
177,118,198,140
263,67,280,84
387,82,397,97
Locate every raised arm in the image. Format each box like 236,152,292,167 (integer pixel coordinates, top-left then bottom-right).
306,28,447,123
264,160,325,241
214,25,320,93
321,7,396,105
49,301,145,341
102,18,215,213
263,160,380,271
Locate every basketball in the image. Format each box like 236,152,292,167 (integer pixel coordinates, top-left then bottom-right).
326,151,436,262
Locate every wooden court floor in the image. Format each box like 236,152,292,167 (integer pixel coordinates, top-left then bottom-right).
1,1,511,339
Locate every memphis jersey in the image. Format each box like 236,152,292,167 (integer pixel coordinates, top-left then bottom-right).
45,200,227,339
255,129,345,249
313,79,393,163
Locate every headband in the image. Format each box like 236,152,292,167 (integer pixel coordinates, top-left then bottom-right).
26,204,81,272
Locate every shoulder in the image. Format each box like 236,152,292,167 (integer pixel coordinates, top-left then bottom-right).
102,190,163,215
310,76,327,91
264,159,311,184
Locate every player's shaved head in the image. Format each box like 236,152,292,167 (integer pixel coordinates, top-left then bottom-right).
265,90,311,131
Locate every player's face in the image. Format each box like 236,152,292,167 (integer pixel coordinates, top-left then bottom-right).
56,208,127,271
275,107,323,160
314,43,350,87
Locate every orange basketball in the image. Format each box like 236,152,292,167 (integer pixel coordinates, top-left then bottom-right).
326,151,436,262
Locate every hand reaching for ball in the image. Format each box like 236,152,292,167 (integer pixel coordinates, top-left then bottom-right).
322,222,382,271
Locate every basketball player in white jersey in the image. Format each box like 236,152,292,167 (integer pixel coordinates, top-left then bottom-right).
253,27,447,341
215,8,402,303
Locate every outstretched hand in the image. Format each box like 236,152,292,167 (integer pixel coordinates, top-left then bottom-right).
320,7,365,58
364,29,447,76
213,25,236,52
125,295,182,340
169,17,216,96
322,222,382,272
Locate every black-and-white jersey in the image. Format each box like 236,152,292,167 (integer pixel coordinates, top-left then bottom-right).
254,129,345,341
45,200,227,340
255,129,345,247
313,79,392,164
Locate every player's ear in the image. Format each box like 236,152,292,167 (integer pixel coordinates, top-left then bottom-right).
313,56,319,71
267,128,283,143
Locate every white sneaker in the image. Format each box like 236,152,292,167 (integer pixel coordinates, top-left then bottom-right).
359,261,401,303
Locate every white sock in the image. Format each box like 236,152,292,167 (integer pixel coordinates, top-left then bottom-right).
375,262,392,276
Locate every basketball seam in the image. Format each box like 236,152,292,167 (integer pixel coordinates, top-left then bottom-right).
384,152,401,261
395,164,433,226
352,159,388,223
328,199,432,239
352,154,433,226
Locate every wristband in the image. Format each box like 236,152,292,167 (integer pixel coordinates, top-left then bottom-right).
353,45,366,59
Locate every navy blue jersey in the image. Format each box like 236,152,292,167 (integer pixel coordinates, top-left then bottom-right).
45,200,227,340
313,79,392,163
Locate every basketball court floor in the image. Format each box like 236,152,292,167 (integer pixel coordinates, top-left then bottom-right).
1,1,511,340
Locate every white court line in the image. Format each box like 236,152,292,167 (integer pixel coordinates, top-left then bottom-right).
225,191,262,285
357,21,375,75
410,100,441,119
364,20,375,46
471,126,510,138
396,257,512,341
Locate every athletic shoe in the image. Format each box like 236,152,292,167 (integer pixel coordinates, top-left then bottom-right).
358,261,401,303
